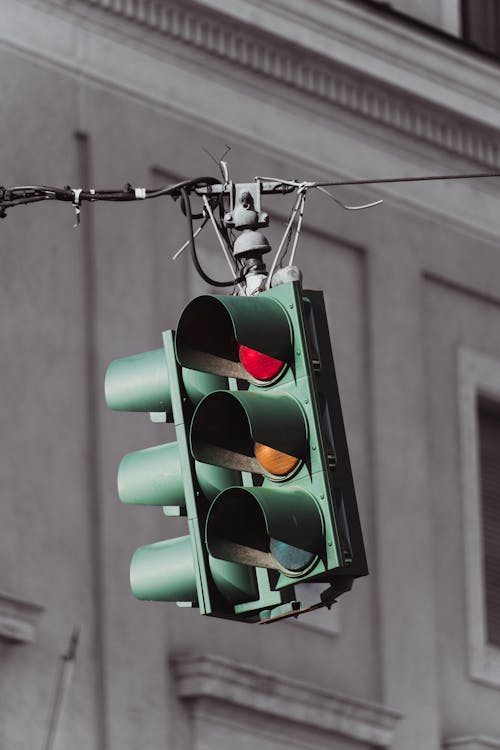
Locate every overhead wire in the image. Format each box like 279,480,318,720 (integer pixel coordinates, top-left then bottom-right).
288,189,307,267
314,171,500,187
266,187,308,289
0,175,222,215
180,187,245,289
172,219,209,260
314,185,383,210
201,195,244,293
255,176,384,210
3,168,500,289
257,170,500,283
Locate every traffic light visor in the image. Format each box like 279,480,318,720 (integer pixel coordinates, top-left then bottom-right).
105,348,171,413
175,294,292,383
190,390,308,478
130,536,198,602
118,443,185,510
206,486,323,577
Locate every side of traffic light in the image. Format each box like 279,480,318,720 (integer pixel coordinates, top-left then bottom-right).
105,331,290,620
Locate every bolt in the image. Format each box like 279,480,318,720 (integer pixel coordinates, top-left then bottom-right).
240,191,253,209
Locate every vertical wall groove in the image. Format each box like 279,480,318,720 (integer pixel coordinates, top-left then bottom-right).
75,132,109,750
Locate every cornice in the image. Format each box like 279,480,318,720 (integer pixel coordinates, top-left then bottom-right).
75,0,500,169
444,737,500,750
171,653,401,748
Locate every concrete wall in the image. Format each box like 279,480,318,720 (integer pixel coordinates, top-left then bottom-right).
1,1,500,750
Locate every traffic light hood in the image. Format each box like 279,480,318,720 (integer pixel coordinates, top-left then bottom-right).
130,536,198,602
105,348,172,413
190,390,308,477
118,442,185,510
175,294,292,381
206,486,323,577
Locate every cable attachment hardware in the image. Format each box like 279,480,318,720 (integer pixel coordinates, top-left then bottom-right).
71,188,83,228
224,182,269,230
217,182,271,295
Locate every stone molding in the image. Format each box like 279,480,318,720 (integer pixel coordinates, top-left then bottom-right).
76,0,500,169
444,737,500,750
171,653,402,748
0,590,44,644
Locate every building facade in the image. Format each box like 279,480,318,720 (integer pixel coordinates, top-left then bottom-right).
1,1,500,749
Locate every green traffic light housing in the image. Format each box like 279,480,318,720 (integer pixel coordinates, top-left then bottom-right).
106,279,367,625
176,280,368,617
105,332,284,619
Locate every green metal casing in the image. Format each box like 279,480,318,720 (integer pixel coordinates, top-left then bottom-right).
105,333,277,617
176,280,368,621
105,280,367,624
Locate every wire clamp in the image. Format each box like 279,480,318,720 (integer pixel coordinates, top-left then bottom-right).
134,187,147,199
72,188,82,227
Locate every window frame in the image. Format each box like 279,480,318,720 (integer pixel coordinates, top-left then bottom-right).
461,0,500,57
458,347,500,687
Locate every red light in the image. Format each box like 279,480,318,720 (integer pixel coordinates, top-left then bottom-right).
238,344,285,382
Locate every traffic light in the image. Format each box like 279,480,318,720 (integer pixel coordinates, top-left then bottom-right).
106,279,367,624
104,331,290,620
176,280,368,622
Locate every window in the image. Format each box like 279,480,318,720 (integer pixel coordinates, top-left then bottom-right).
462,0,500,57
478,397,500,648
459,348,500,687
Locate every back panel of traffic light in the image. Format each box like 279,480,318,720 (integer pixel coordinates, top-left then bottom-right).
301,289,368,582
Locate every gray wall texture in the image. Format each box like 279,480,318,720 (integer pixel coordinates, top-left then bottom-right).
1,2,500,750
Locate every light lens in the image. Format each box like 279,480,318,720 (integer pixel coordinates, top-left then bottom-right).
254,442,300,477
238,344,285,382
269,538,316,573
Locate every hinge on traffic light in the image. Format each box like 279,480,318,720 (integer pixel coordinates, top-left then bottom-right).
327,452,337,469
311,357,321,374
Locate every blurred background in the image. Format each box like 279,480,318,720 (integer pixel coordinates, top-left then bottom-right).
1,1,500,749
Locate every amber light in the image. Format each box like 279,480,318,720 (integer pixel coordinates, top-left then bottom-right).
254,442,300,477
238,343,285,382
